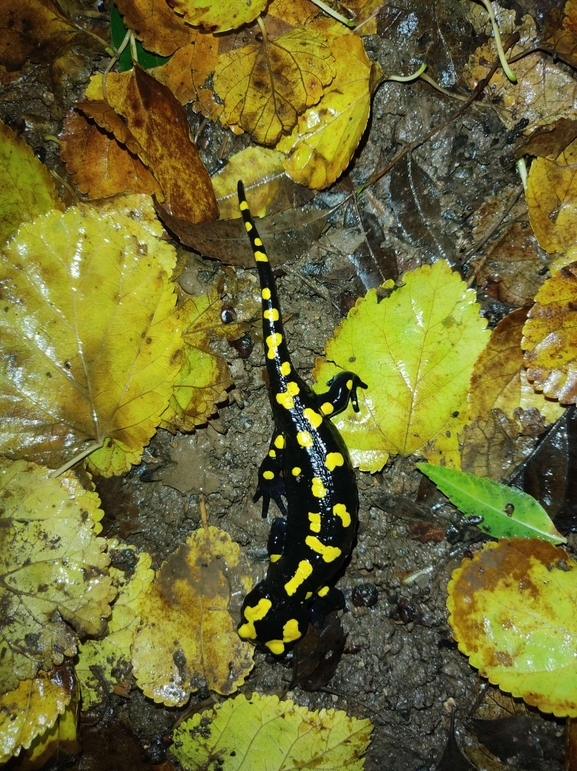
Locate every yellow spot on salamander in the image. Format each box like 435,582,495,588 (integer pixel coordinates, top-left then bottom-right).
238,597,272,640
238,622,257,639
305,535,342,563
283,618,301,642
254,250,268,262
284,559,313,596
311,477,326,498
254,237,263,246
266,639,285,655
292,467,301,476
303,408,323,429
239,201,249,211
325,452,344,471
347,379,353,390
276,391,294,410
263,470,274,480
244,222,252,232
305,591,313,599
318,586,330,597
308,512,321,533
262,288,271,300
287,381,300,396
275,435,285,449
263,308,280,322
320,401,334,415
270,553,281,563
333,503,351,527
297,431,313,447
280,361,291,376
266,332,282,358
268,449,276,458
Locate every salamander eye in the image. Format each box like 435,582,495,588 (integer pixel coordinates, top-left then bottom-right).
221,305,237,324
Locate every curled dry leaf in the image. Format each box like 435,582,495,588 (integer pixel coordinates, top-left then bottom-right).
0,461,115,695
214,28,335,146
0,204,181,475
522,263,577,404
448,538,577,717
131,526,253,706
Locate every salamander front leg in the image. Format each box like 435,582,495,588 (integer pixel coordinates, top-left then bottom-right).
316,372,368,417
253,431,287,518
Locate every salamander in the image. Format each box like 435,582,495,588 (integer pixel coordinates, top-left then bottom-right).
237,181,367,656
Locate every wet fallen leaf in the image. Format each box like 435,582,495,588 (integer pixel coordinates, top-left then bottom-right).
290,613,346,691
543,0,577,69
417,463,565,543
161,287,249,432
214,27,335,146
171,693,373,770
526,138,577,255
278,26,373,189
115,0,196,57
522,263,577,404
0,204,181,475
0,120,63,244
0,664,74,765
520,118,577,160
469,308,564,426
0,461,114,694
168,0,267,33
60,109,160,199
448,538,577,717
0,0,76,72
131,526,253,706
313,260,490,471
76,544,154,709
87,67,217,223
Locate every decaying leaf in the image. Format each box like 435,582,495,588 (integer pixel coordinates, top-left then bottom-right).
161,286,249,432
214,28,335,145
115,0,197,57
0,119,63,244
131,526,254,706
0,0,76,72
0,204,181,475
0,664,74,765
522,263,577,404
543,0,577,69
448,539,577,716
417,463,566,543
0,460,115,694
469,308,565,426
171,692,373,771
168,0,267,33
85,67,218,223
76,544,154,709
278,26,373,189
60,109,160,199
313,260,490,471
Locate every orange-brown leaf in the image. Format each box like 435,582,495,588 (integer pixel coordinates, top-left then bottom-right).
544,0,577,68
0,0,75,71
522,263,577,404
60,109,160,199
115,0,196,57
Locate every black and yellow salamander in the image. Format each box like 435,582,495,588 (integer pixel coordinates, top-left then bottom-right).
237,181,367,656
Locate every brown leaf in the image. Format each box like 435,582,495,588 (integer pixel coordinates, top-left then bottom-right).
0,0,75,72
115,0,197,57
520,118,577,160
543,0,577,69
60,109,160,199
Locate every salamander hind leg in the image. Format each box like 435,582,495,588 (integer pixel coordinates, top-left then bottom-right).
253,431,287,518
316,372,368,417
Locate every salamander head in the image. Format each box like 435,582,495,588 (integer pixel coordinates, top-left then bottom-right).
238,581,309,656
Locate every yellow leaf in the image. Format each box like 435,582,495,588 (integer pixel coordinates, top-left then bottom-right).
169,0,268,33
172,692,373,771
77,543,154,709
526,140,577,254
0,665,74,765
522,262,577,404
214,28,335,146
131,526,254,706
0,119,63,244
277,30,372,189
448,539,577,716
313,261,490,471
211,147,287,219
469,308,565,426
0,460,115,694
161,288,250,431
0,204,181,475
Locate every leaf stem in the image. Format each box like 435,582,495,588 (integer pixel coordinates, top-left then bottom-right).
478,0,517,82
48,441,104,478
309,0,355,27
388,62,427,83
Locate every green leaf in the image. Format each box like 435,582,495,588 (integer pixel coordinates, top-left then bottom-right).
111,5,170,72
416,463,566,544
